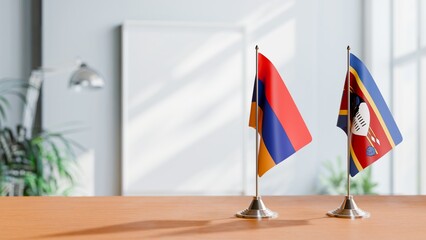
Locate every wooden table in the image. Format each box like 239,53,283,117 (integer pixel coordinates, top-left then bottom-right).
1,196,425,239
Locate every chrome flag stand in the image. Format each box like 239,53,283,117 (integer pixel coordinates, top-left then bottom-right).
236,45,277,219
327,46,370,219
236,196,277,218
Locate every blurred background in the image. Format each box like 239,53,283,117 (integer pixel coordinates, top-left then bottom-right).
0,0,424,196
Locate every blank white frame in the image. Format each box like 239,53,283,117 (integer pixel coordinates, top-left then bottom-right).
121,21,248,195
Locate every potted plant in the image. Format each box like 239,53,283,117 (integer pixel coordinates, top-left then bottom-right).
0,79,80,196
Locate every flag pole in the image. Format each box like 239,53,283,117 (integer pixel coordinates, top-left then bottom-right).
326,46,370,219
346,45,351,198
236,45,277,219
255,45,259,198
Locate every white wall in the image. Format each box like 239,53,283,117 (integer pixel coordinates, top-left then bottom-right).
42,0,363,195
365,0,426,195
0,0,32,127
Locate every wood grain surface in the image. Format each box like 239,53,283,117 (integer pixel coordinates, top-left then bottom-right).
1,196,425,239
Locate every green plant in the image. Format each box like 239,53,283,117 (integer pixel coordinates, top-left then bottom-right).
0,126,82,196
0,78,81,196
318,156,378,195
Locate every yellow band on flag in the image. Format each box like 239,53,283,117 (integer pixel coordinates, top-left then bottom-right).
350,67,396,147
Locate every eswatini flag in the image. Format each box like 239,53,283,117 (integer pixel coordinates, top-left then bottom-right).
249,53,311,177
337,53,402,176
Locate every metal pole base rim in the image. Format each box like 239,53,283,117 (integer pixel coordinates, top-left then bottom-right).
236,196,278,219
326,195,370,219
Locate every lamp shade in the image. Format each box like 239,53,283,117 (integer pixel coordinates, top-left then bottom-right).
69,63,104,90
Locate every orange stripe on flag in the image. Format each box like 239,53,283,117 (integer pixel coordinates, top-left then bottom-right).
258,139,276,177
249,102,263,134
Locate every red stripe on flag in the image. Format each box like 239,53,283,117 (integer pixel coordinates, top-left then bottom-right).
257,53,311,150
350,71,393,169
351,90,393,169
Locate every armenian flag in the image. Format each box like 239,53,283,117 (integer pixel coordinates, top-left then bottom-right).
337,53,403,176
249,53,311,177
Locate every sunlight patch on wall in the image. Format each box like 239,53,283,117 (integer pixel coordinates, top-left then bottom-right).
123,23,245,195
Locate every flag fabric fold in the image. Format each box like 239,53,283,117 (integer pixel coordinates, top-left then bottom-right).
337,53,403,176
249,53,311,177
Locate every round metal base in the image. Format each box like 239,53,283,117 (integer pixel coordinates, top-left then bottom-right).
236,196,278,219
327,195,370,219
